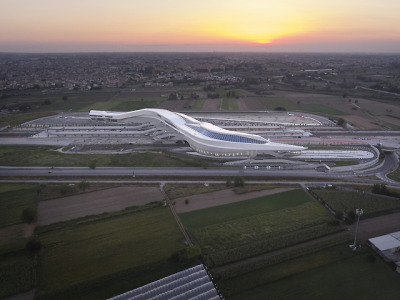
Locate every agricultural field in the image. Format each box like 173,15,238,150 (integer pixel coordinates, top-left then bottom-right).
312,189,400,217
164,183,227,200
37,186,164,226
36,205,185,299
299,103,347,116
0,253,36,299
228,244,400,300
221,98,238,110
0,184,41,298
0,146,207,167
259,96,299,111
179,190,345,267
0,184,39,227
276,91,400,129
0,91,167,127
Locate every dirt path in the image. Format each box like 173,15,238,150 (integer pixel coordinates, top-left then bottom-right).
348,211,400,241
37,186,164,226
174,187,295,213
0,223,35,246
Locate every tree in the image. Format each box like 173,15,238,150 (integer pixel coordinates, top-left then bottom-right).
372,183,389,196
60,184,69,195
88,160,96,169
337,118,346,127
62,95,68,101
168,93,178,100
36,183,47,199
226,177,232,187
26,239,41,254
234,176,245,187
170,245,201,265
79,180,90,192
21,208,36,223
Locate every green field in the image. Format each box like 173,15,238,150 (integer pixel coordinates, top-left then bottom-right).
312,189,400,217
180,189,314,229
0,184,39,227
300,103,347,116
0,146,207,167
36,206,185,299
164,183,227,200
388,166,400,182
191,99,205,110
0,111,57,127
229,245,400,300
0,254,36,299
177,189,360,297
221,98,238,110
259,96,299,111
105,97,164,111
179,190,343,268
0,92,166,127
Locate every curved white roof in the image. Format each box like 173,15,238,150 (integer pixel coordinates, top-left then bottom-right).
89,108,305,157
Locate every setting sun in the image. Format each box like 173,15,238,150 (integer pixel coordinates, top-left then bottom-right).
0,0,399,52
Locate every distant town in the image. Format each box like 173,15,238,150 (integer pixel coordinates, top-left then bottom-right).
1,52,399,97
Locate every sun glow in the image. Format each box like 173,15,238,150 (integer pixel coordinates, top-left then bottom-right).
1,0,399,52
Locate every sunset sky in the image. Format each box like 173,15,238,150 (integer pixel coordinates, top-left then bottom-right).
1,0,400,53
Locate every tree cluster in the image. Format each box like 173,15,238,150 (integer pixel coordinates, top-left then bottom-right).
170,245,202,265
372,183,399,198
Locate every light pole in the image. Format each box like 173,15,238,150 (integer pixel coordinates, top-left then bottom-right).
350,208,363,251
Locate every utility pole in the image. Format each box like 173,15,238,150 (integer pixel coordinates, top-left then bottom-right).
350,208,363,251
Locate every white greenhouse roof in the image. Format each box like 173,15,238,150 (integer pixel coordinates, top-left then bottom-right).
108,264,220,300
368,231,400,251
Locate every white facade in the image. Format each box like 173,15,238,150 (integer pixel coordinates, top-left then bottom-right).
89,108,305,158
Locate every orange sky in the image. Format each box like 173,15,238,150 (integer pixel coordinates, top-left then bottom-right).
1,0,399,52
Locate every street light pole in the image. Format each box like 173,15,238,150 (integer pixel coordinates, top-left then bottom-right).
350,208,363,251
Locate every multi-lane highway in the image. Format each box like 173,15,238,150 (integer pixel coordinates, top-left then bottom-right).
1,153,398,185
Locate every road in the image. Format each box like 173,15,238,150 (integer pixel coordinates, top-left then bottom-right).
0,152,398,185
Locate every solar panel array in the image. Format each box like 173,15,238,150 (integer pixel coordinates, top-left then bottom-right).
109,264,221,300
186,124,266,144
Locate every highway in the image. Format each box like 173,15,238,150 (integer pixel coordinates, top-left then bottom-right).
1,153,398,185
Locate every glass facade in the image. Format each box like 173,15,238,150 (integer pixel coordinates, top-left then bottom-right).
186,124,266,144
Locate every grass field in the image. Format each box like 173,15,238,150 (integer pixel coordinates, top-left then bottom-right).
0,146,207,167
191,99,205,110
229,245,400,299
164,183,227,200
177,188,360,297
300,103,347,116
312,189,400,217
179,189,342,266
36,206,185,299
259,96,299,111
0,253,36,299
0,111,57,127
388,166,400,182
180,189,313,229
221,98,238,110
1,92,167,127
0,184,39,227
106,97,164,111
